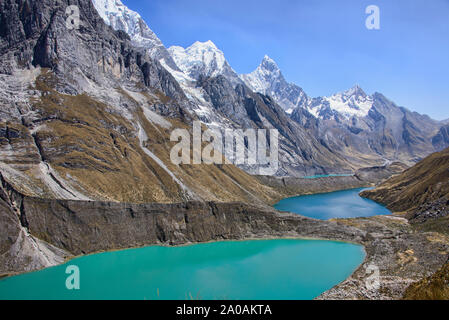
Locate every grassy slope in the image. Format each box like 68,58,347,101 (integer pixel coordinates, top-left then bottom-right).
1,70,281,204
360,147,449,213
361,147,449,299
403,260,449,300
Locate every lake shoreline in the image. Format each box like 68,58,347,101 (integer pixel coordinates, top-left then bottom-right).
3,211,448,300
273,187,390,220
1,202,448,300
1,165,447,299
0,235,368,281
0,239,367,300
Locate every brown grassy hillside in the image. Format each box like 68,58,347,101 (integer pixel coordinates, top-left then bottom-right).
403,260,449,300
0,70,281,204
361,147,449,214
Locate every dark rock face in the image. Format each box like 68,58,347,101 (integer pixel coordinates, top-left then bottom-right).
21,198,364,256
0,0,186,102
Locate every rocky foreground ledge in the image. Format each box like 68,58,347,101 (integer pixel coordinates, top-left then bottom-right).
318,215,449,299
1,169,448,299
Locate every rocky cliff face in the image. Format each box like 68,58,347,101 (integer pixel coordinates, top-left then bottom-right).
0,172,69,276
355,148,449,300
0,169,368,275
21,198,362,256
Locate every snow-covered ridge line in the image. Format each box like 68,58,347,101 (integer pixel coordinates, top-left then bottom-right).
92,0,160,45
91,0,432,123
91,0,179,70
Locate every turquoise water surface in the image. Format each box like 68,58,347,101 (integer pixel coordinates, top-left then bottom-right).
274,188,391,220
0,239,365,300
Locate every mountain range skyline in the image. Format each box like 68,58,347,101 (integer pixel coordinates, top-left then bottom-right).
90,0,449,177
121,0,449,120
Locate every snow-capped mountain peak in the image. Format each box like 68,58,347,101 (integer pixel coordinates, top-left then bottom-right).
240,55,309,113
260,55,280,73
168,41,239,82
91,0,179,70
342,85,367,100
93,0,161,47
240,55,282,94
307,85,373,119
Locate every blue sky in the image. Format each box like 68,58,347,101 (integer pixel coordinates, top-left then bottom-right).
123,0,449,120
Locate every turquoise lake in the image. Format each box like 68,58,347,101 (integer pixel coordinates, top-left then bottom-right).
0,239,365,300
274,188,391,220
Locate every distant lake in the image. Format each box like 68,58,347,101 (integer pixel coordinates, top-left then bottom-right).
303,174,354,179
0,239,364,300
274,188,391,220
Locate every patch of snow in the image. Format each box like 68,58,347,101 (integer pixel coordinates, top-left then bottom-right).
310,85,374,119
240,55,282,94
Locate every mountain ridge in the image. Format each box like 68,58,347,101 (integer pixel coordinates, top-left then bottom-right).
360,147,449,217
0,0,285,204
90,0,448,172
91,0,179,71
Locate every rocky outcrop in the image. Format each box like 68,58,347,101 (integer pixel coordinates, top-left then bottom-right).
318,215,449,300
0,173,69,277
358,148,449,300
